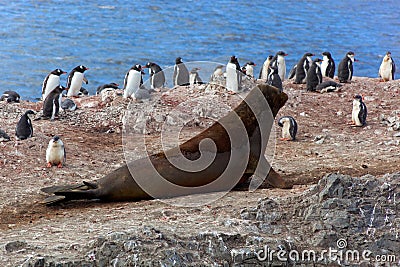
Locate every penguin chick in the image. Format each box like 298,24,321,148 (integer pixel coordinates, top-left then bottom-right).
316,81,342,93
259,55,273,80
267,65,283,92
379,51,395,82
46,136,66,168
61,98,77,111
0,129,10,142
143,62,165,89
173,57,190,86
243,61,256,78
278,116,298,141
306,58,323,91
189,67,203,86
351,95,367,127
15,110,35,140
96,83,119,95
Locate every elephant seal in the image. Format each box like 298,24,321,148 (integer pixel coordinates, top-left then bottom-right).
41,84,289,205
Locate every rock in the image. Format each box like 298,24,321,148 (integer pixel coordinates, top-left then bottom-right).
5,240,27,252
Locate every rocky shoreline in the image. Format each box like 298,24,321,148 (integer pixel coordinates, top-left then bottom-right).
0,77,399,266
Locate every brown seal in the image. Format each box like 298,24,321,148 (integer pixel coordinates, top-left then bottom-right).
41,84,289,204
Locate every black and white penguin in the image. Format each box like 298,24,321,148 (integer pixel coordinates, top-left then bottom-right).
351,95,367,127
267,65,283,92
338,51,356,83
46,136,66,168
173,57,190,86
1,91,20,103
306,58,323,91
226,55,241,93
316,80,343,93
42,85,66,120
96,83,119,95
42,69,66,100
15,110,35,140
78,87,89,96
144,62,165,89
277,116,298,141
123,64,142,99
321,51,335,78
292,52,314,84
243,61,256,78
270,51,288,82
259,55,273,80
379,51,396,81
66,65,89,97
61,98,77,111
189,67,203,85
0,129,10,142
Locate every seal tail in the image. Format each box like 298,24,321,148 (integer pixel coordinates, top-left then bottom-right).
41,181,99,205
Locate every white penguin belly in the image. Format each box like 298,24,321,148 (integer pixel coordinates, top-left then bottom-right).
67,73,84,97
124,70,141,98
43,75,60,100
379,61,392,81
321,59,328,77
226,62,238,92
46,145,64,164
282,122,291,139
261,60,270,80
352,100,362,126
277,58,286,81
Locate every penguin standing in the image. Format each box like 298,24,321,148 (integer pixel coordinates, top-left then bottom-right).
42,69,66,100
259,55,273,79
210,65,224,81
42,85,66,120
267,65,283,92
226,55,241,93
173,57,190,86
306,58,323,91
270,51,288,82
0,129,10,142
123,64,142,99
144,62,165,89
1,91,20,103
66,65,89,97
96,83,119,95
379,51,395,81
351,95,367,126
338,51,356,83
243,62,256,78
292,52,314,84
46,136,66,168
278,116,297,141
321,51,335,78
15,110,35,140
189,67,203,86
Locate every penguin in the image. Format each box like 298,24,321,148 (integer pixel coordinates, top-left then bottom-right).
277,116,297,141
46,136,66,168
96,83,119,95
0,129,10,142
144,62,165,89
1,91,20,103
134,88,151,100
61,98,77,111
351,95,367,126
173,57,190,86
78,87,89,96
66,65,89,97
306,58,323,91
270,51,288,82
316,80,343,93
292,52,314,84
338,51,356,83
321,51,335,78
267,65,283,92
42,85,66,120
243,61,256,78
42,69,66,100
210,65,224,81
123,64,142,99
15,110,35,140
259,55,273,79
226,55,241,93
189,67,203,86
379,51,396,82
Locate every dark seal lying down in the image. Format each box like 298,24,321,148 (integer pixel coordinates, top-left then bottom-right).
42,84,289,204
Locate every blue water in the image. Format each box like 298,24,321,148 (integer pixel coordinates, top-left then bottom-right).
1,1,399,101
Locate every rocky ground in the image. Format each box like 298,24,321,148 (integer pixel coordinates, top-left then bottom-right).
0,77,399,266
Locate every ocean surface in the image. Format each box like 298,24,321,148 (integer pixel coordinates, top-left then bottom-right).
1,1,399,101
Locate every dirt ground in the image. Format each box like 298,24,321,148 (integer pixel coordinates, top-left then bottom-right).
0,77,400,264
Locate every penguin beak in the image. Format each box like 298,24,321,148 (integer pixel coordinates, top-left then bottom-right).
354,59,359,62
62,71,67,74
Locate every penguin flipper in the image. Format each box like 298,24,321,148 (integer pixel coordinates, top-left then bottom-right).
288,64,296,79
392,60,396,80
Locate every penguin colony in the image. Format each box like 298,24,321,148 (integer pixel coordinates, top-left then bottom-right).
0,50,395,170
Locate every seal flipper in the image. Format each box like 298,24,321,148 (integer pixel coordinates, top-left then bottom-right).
249,156,292,190
41,182,100,205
